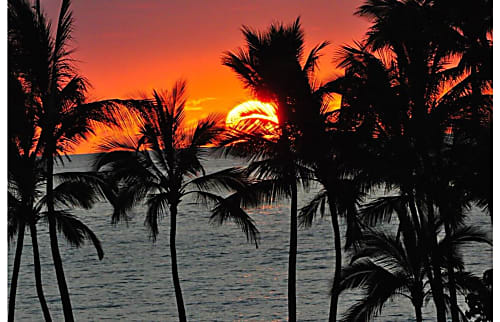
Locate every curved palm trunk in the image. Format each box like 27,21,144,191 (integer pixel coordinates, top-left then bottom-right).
288,183,298,322
30,223,52,321
46,155,74,322
8,221,25,322
444,221,460,322
169,205,187,322
327,192,341,322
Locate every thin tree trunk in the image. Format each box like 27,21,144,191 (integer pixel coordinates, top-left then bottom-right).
169,205,187,322
444,221,460,322
288,183,298,322
30,223,52,321
424,199,447,322
328,192,342,322
8,221,25,322
414,304,423,322
46,154,74,321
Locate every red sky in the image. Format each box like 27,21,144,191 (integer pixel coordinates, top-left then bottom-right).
42,0,369,154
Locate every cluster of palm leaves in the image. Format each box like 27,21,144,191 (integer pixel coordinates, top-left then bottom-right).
8,0,492,321
221,1,492,321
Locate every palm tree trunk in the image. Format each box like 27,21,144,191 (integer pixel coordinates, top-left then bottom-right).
169,205,187,322
8,221,25,322
46,154,74,322
424,199,447,322
30,223,52,321
414,304,423,322
328,191,342,322
444,221,460,322
288,183,298,322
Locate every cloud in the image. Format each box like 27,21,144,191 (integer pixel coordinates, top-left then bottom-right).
185,97,216,111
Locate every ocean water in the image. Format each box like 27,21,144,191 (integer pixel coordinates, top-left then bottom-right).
8,154,492,321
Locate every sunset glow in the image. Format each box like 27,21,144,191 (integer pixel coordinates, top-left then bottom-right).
226,100,279,131
36,0,369,154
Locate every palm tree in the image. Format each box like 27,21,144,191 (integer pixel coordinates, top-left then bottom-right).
298,168,367,321
325,1,492,319
329,39,492,321
8,136,52,321
8,74,106,320
94,80,259,322
8,163,106,321
8,1,140,319
8,66,107,321
338,226,490,322
221,18,325,321
7,51,45,319
295,94,383,322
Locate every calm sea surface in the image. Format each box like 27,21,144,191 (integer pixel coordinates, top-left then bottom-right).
8,154,492,321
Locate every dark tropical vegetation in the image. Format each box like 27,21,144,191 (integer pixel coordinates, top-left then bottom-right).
8,0,136,320
8,0,492,321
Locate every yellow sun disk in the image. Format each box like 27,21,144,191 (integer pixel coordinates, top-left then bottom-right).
226,100,278,128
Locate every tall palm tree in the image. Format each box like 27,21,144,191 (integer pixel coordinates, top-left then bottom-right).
326,1,492,319
8,63,107,322
8,72,106,320
338,226,490,322
8,1,140,319
222,18,324,321
94,80,259,322
295,94,378,322
329,38,492,321
7,52,49,320
8,125,52,321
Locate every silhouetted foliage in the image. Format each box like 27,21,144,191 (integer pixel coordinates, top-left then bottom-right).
95,80,259,322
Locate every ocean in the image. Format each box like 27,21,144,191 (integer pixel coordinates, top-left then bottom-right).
8,154,492,321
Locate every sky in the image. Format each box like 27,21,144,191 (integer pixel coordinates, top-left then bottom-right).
41,0,370,154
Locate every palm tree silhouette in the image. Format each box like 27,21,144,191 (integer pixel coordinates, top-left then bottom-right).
8,160,106,321
222,18,327,321
8,72,106,320
7,48,51,320
8,0,140,319
328,0,492,319
8,88,52,321
337,226,490,321
94,80,259,322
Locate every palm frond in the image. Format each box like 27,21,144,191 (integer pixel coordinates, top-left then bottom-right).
436,226,491,269
186,190,260,247
298,189,328,228
359,195,407,226
183,167,250,194
37,180,100,210
303,41,330,74
350,231,409,273
145,193,169,241
187,113,225,148
42,210,104,260
53,171,117,205
339,258,407,322
8,192,22,243
209,193,260,248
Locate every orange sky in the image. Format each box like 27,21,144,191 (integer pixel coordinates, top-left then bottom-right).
42,0,369,154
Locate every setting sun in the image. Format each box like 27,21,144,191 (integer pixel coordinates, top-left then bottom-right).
226,100,279,131
8,0,491,320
